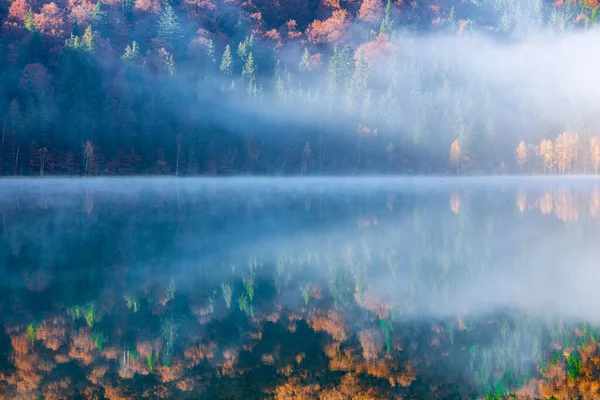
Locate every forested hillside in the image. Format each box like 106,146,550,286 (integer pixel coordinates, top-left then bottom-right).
0,0,599,175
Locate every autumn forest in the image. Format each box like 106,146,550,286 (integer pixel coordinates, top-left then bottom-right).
2,0,600,175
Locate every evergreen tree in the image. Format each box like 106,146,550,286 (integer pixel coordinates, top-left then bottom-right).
91,2,107,27
204,39,216,73
83,26,95,53
380,0,394,34
165,55,176,75
158,4,180,41
122,41,139,60
237,35,254,63
300,47,311,72
274,59,285,103
327,45,355,99
24,9,37,33
352,50,370,112
242,52,256,83
219,45,233,76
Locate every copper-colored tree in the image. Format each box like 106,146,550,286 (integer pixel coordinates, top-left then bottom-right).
516,141,527,172
358,0,384,23
590,136,600,174
540,139,554,174
306,9,349,44
449,139,461,174
34,3,66,37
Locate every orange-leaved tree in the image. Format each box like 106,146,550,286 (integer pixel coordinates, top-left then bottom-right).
449,139,461,174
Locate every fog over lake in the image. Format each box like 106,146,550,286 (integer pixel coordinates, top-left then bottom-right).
0,177,599,398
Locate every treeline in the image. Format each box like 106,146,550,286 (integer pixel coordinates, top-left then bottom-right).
1,0,600,175
508,132,600,175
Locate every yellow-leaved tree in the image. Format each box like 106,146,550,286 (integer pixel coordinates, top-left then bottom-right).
590,136,600,174
449,139,461,174
516,141,527,172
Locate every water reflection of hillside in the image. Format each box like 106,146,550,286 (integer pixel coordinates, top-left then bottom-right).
0,178,600,399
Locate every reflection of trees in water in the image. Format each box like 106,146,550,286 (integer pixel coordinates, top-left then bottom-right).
0,180,600,398
508,184,600,222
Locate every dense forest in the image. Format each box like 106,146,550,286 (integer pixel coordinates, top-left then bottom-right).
1,0,600,175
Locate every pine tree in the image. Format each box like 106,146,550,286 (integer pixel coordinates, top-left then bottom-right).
83,26,95,53
352,50,369,113
219,45,233,76
237,35,254,63
300,47,311,72
91,2,106,26
158,3,180,41
274,59,285,103
204,39,216,72
242,52,256,83
24,8,37,33
379,0,394,34
165,54,176,75
122,41,139,60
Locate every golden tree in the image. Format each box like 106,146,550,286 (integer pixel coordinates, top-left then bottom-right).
449,139,461,174
540,139,554,174
516,141,527,172
554,132,578,175
590,136,600,174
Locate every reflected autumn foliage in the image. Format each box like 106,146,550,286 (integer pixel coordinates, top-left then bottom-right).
509,185,600,222
4,180,600,399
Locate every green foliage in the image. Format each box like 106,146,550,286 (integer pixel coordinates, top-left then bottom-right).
85,303,96,328
65,27,95,53
566,351,582,380
67,305,82,320
68,302,96,327
164,55,176,76
242,52,257,83
379,318,391,352
158,3,180,41
329,267,354,307
147,351,154,372
26,323,38,347
83,26,95,53
238,294,248,312
219,45,233,76
379,0,394,34
300,284,310,305
121,41,139,61
24,9,38,33
221,282,232,309
91,2,106,26
300,47,311,72
242,274,255,301
236,35,254,63
92,332,105,352
124,296,139,312
327,45,354,98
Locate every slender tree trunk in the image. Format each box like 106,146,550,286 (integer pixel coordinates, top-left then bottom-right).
40,153,45,177
14,145,19,176
176,143,180,176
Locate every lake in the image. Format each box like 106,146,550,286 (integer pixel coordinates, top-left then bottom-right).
0,177,599,399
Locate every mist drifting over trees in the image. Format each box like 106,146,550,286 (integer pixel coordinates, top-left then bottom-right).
1,0,600,175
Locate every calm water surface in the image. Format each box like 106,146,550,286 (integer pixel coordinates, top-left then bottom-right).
0,177,599,399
